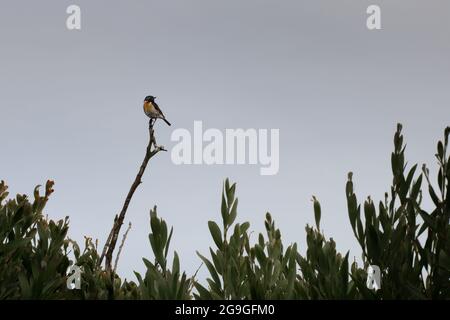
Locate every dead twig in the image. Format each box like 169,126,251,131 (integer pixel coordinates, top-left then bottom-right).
189,262,204,292
113,222,132,273
100,120,167,272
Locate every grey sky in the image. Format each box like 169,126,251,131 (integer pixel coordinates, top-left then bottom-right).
1,0,449,280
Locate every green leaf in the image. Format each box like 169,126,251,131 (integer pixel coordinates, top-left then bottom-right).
194,282,213,300
225,178,230,194
366,225,380,263
410,175,423,201
208,221,223,249
172,251,180,275
221,191,228,228
312,196,321,230
228,198,238,226
210,248,223,275
428,184,440,207
150,214,160,235
164,227,173,259
339,252,349,297
226,183,236,208
240,222,250,233
437,141,444,160
418,209,436,230
196,251,221,287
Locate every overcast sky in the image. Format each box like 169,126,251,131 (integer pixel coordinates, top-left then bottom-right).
1,0,449,281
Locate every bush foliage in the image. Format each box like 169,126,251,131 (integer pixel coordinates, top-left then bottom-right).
1,124,449,299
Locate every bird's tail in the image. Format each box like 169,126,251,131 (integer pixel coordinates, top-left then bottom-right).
163,118,171,126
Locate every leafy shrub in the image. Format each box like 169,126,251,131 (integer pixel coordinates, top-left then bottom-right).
346,124,450,299
0,124,449,299
134,206,191,299
0,180,70,299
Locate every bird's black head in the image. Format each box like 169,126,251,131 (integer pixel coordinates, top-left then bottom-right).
144,95,156,102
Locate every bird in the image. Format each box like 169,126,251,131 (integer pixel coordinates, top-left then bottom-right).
143,95,171,126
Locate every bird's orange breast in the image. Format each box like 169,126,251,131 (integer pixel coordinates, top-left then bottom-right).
143,101,156,115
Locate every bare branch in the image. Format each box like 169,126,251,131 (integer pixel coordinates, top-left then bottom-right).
102,120,166,272
113,222,132,273
189,262,204,292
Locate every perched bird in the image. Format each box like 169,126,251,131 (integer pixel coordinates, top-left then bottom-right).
143,95,171,126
